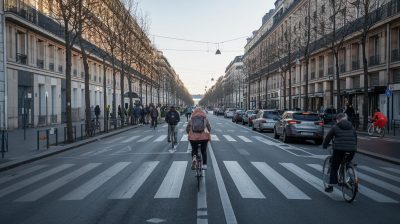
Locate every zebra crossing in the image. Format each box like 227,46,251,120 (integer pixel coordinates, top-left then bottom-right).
0,160,399,204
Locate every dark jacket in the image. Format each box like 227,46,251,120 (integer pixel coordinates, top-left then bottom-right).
323,120,357,152
94,105,100,116
165,110,180,125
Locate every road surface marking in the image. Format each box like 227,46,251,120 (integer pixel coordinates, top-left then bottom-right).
237,136,253,142
181,134,188,142
307,164,398,203
381,167,400,175
223,135,236,142
16,163,100,202
0,165,48,185
154,135,168,142
211,134,220,141
137,135,154,142
109,161,159,199
0,164,74,198
224,161,265,199
162,124,168,128
358,166,400,183
252,162,310,200
254,136,276,145
154,161,187,198
197,172,208,224
81,147,114,157
281,163,343,201
357,136,371,141
121,135,141,143
105,136,124,144
237,149,250,156
209,144,237,224
357,171,400,195
61,162,130,200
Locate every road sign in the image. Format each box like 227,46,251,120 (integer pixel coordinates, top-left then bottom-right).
388,84,394,91
385,89,393,97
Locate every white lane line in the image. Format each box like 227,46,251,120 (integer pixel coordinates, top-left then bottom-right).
82,147,114,157
137,135,154,143
223,135,236,142
211,134,220,141
381,167,400,175
224,161,265,199
181,134,188,142
105,136,124,144
0,165,48,185
358,171,400,195
252,162,310,200
254,136,276,145
121,135,141,143
154,161,187,198
358,166,400,183
237,136,253,143
109,161,159,199
307,164,398,203
209,144,237,224
0,164,74,198
154,135,168,142
197,172,208,224
280,163,343,201
60,162,130,200
16,163,100,202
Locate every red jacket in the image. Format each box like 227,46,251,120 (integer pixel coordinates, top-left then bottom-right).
186,109,211,141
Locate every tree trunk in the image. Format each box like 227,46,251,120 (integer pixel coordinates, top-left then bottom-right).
112,56,116,121
288,58,292,110
304,58,309,111
120,64,125,127
128,77,133,125
103,58,107,132
362,35,369,131
79,39,91,137
64,28,73,143
282,72,287,110
335,50,341,110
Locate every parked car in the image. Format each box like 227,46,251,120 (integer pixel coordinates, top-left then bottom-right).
248,110,259,127
232,110,245,123
252,110,280,132
320,107,337,123
214,107,224,116
224,108,236,118
273,111,324,145
242,110,255,125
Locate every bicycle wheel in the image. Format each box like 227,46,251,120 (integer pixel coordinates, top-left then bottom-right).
367,124,374,136
378,128,385,138
341,163,358,203
322,156,332,189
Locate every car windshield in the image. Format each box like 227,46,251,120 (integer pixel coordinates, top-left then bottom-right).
263,111,279,119
293,113,320,121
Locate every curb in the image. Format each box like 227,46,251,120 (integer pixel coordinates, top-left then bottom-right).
357,149,400,165
0,124,141,172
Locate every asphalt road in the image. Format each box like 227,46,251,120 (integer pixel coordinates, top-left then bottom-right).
0,113,399,224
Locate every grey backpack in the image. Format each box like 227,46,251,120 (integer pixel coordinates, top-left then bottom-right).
191,116,205,133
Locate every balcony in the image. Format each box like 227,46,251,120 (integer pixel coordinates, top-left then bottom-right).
340,64,346,73
328,67,334,75
16,53,27,65
392,49,400,62
58,65,63,73
37,59,44,69
352,61,360,70
49,63,54,71
369,55,380,66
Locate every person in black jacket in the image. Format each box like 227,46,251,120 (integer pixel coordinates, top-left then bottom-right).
165,106,180,143
323,113,357,192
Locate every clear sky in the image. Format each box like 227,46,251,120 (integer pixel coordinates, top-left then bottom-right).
137,0,275,95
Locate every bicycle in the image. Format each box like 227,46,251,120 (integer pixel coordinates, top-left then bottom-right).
367,119,385,138
194,149,203,192
322,149,359,203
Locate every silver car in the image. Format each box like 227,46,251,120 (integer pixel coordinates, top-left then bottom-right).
224,108,236,118
273,111,324,145
252,110,280,132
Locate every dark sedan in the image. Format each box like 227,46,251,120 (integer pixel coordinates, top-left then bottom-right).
232,110,245,123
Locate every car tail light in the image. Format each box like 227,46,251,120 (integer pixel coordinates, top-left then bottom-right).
315,121,324,126
288,120,300,125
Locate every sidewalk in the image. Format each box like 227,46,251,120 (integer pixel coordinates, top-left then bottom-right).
324,125,400,165
0,121,142,172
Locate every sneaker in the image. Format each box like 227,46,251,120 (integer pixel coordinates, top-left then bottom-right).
325,185,333,193
202,164,207,170
191,156,197,170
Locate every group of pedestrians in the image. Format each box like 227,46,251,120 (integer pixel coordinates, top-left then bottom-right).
131,104,161,127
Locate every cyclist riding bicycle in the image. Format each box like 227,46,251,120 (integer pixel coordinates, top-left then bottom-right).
322,113,357,193
371,108,388,129
186,107,211,170
165,106,180,143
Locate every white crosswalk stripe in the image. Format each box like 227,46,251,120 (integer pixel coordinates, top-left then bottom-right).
60,162,130,200
137,135,154,143
237,136,253,142
0,165,48,185
281,163,343,201
224,161,265,198
357,171,400,196
381,167,400,175
104,136,124,144
181,134,188,142
15,163,100,202
223,135,236,142
307,164,398,203
109,162,159,199
211,134,220,141
252,162,310,200
155,161,187,198
121,135,141,143
154,135,167,142
358,166,400,183
0,164,74,198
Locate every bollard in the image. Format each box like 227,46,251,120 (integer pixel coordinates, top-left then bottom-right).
55,128,58,145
